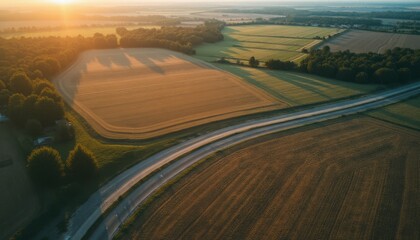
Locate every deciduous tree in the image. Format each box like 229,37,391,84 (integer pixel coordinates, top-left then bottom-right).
355,72,369,84
25,119,43,137
67,144,98,181
0,80,5,90
27,147,64,188
8,93,26,125
249,56,260,68
10,72,33,96
0,89,11,106
375,68,398,84
35,96,64,126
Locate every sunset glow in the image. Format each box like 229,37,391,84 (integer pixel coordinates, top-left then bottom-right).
52,0,73,4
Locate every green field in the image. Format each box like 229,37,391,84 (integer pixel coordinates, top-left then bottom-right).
216,64,379,106
53,109,178,184
367,96,420,130
195,25,342,63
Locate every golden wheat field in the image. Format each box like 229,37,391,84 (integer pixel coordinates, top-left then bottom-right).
55,48,283,139
124,118,419,240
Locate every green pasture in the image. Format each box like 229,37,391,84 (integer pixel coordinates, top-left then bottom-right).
195,25,341,62
367,96,420,130
50,109,177,186
216,64,379,106
225,25,342,38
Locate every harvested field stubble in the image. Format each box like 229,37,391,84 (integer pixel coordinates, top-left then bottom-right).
123,118,420,240
55,48,283,139
319,29,420,53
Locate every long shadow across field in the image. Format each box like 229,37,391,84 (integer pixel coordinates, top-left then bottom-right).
215,64,296,105
123,49,166,75
216,64,376,106
57,49,174,105
96,51,132,69
264,69,370,104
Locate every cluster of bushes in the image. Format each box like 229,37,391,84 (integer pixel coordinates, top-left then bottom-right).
5,75,64,130
266,59,297,71
118,20,225,54
27,145,98,188
249,56,260,68
254,46,419,85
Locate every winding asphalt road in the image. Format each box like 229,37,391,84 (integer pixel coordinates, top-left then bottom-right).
39,82,420,240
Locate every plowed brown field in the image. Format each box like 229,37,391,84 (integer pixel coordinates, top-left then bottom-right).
55,48,283,139
124,118,419,240
319,30,420,53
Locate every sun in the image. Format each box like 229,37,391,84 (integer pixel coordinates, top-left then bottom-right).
52,0,73,4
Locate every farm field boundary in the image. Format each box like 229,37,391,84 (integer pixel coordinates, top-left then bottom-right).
195,25,342,63
120,117,420,240
318,29,420,53
54,48,284,140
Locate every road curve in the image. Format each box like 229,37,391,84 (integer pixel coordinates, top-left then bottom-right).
88,84,420,239
39,82,420,240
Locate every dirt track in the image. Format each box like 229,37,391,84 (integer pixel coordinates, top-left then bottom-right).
55,48,283,139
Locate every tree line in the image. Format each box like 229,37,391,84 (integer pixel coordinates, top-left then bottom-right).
0,35,105,189
310,10,420,21
118,20,225,54
0,9,184,25
221,6,420,21
0,23,226,187
270,16,382,27
0,22,222,129
0,35,106,131
250,46,420,85
222,7,420,33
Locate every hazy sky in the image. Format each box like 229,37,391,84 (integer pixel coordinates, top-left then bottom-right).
2,0,420,7
5,0,420,4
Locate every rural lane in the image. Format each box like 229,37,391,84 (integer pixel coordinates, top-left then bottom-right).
39,82,420,240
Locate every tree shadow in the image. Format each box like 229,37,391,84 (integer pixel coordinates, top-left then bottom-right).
215,64,298,105
264,69,345,102
282,72,336,89
54,56,87,106
95,50,132,69
55,49,139,107
222,27,240,35
123,49,166,75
